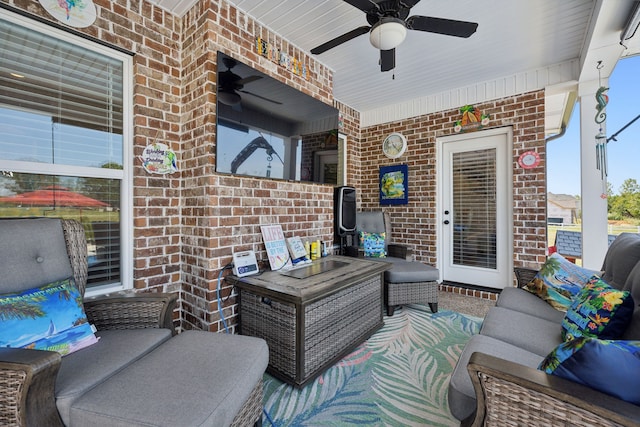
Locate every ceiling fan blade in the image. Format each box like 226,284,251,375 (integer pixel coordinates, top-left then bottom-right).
311,26,371,54
239,90,283,105
343,0,380,13
380,48,395,72
399,0,422,8
237,75,262,86
406,16,478,38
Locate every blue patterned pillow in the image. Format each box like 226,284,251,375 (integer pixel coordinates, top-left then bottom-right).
524,253,597,311
359,231,386,258
0,278,99,356
539,337,640,405
562,277,634,341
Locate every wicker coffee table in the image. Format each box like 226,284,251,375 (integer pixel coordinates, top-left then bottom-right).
227,255,389,387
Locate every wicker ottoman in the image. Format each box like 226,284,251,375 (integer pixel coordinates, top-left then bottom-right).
383,258,439,316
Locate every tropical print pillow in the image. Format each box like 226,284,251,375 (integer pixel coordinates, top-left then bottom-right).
539,337,640,405
359,231,386,258
524,253,596,311
0,278,99,356
561,277,634,341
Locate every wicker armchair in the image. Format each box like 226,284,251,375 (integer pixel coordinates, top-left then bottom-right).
0,218,177,426
357,211,439,315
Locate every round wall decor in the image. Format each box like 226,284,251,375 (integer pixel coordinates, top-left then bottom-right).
382,132,407,159
39,0,97,28
518,151,540,169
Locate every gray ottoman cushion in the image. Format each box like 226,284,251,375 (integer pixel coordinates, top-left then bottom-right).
69,330,269,427
56,329,172,425
448,334,543,421
495,287,565,322
479,307,562,356
380,257,439,283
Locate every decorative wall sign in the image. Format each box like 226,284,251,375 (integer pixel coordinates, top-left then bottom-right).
380,164,408,205
453,105,490,133
140,142,178,175
518,151,540,169
256,37,308,79
39,0,97,28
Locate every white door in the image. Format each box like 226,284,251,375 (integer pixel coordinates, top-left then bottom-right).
438,128,513,289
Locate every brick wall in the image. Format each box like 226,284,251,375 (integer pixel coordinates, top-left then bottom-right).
1,0,547,332
178,1,350,332
1,0,357,333
358,92,548,273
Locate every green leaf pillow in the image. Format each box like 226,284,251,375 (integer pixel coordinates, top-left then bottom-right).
524,253,597,311
0,278,99,355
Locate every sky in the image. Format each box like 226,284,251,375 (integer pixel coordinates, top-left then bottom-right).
546,54,640,196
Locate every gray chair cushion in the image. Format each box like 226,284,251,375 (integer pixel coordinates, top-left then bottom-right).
479,307,563,356
601,233,640,290
448,334,543,421
0,218,73,293
495,287,566,322
69,330,269,427
56,329,172,425
356,211,386,235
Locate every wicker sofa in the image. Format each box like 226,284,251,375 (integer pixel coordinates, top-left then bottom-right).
448,232,640,426
0,218,268,427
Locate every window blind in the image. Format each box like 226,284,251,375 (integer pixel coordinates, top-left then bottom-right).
452,148,498,269
0,17,123,167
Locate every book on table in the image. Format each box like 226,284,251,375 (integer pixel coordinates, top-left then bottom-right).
260,225,293,271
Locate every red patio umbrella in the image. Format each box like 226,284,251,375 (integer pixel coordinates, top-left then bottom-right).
0,185,108,208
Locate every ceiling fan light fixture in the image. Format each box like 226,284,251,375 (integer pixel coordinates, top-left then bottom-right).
369,17,407,50
218,90,241,106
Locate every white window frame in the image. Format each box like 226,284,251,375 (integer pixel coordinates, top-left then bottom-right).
0,9,133,297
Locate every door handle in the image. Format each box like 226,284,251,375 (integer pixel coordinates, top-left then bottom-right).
443,220,450,225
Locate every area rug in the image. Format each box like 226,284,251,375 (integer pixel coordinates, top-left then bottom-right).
262,306,482,426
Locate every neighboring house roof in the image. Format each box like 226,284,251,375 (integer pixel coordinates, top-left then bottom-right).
548,193,579,210
555,230,582,258
554,230,617,259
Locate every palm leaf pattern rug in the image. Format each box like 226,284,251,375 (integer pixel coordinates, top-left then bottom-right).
263,306,481,426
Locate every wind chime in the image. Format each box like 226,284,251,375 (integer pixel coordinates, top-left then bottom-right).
594,61,609,199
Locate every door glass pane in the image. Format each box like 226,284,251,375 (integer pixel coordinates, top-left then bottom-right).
452,148,497,269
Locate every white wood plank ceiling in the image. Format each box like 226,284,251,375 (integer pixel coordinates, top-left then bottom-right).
149,0,640,129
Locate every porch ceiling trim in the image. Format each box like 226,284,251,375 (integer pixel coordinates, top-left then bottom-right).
357,59,580,129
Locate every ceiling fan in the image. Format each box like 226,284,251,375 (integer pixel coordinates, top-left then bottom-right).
310,0,478,72
218,56,282,106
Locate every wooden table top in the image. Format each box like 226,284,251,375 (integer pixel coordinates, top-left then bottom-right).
226,255,390,304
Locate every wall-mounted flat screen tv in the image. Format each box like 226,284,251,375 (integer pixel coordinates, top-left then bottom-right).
216,52,340,184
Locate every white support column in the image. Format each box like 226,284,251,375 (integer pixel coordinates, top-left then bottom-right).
578,79,609,269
